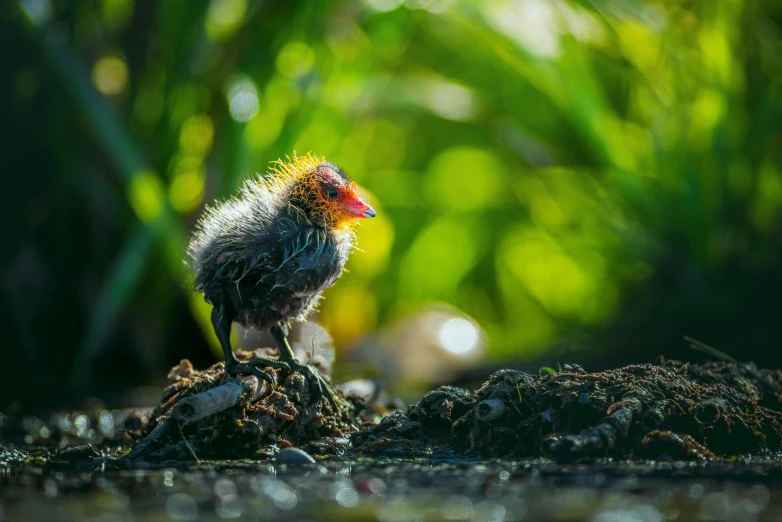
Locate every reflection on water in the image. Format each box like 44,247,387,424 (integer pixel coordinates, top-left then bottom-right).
1,460,779,521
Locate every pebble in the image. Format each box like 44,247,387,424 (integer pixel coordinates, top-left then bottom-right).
276,448,316,465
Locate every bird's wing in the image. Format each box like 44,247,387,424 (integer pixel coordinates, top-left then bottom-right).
275,226,340,290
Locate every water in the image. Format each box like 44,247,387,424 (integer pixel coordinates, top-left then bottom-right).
2,459,781,521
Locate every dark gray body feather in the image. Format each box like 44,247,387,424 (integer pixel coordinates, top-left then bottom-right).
188,178,354,329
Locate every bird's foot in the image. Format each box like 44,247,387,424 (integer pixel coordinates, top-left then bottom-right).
227,355,336,410
225,356,287,384
287,360,338,411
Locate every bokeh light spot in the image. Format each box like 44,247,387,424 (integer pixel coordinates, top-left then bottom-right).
424,81,477,121
441,494,473,519
206,0,248,42
170,167,206,214
101,0,133,28
179,115,214,155
487,0,561,58
92,56,129,96
276,42,315,78
438,317,480,356
334,486,360,508
18,0,53,27
225,75,260,123
128,170,165,223
166,493,197,521
500,228,615,322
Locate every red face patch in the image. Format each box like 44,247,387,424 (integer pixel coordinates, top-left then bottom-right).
293,161,375,229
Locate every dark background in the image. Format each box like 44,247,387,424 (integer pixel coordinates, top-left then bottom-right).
3,0,782,408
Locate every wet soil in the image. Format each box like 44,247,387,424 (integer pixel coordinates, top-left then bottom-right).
4,357,782,520
355,358,782,462
4,357,782,467
122,352,362,463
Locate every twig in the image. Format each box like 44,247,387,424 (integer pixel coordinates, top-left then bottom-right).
176,418,200,463
684,336,737,362
684,336,782,396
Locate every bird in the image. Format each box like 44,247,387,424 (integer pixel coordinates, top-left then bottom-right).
187,154,376,407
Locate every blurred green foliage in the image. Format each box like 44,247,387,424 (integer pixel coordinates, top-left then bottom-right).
5,0,782,400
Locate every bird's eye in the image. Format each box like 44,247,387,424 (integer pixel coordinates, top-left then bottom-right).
325,187,339,199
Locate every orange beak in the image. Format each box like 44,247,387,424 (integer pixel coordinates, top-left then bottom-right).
342,197,376,218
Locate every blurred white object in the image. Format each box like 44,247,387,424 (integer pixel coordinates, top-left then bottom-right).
338,378,381,403
234,321,335,375
349,304,487,389
438,317,481,355
292,322,336,370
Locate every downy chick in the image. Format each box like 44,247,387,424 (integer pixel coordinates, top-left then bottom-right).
188,154,376,406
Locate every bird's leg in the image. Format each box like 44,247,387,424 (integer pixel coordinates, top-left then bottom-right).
270,324,337,409
211,306,285,382
271,323,297,362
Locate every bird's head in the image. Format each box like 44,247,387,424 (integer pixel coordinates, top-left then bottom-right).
275,154,376,230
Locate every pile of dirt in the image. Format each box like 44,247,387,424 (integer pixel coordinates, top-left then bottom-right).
124,350,363,463
354,359,782,462
6,357,782,466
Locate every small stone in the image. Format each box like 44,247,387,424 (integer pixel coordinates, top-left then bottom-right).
276,447,316,464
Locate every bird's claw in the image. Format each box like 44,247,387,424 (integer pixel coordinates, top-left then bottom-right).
289,362,338,410
225,359,275,384
258,359,290,372
226,356,337,410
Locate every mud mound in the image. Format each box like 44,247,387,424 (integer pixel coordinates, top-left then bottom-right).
7,358,782,466
125,351,362,463
355,360,782,462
